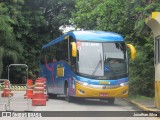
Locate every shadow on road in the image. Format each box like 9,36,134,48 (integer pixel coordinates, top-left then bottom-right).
49,95,142,111
49,95,121,106
73,98,120,106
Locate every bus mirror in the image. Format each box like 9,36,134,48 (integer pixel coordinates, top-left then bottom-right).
127,44,136,60
71,42,77,57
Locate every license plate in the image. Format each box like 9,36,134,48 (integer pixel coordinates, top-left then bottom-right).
100,93,108,97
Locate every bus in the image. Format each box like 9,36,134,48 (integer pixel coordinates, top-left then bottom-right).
39,30,136,103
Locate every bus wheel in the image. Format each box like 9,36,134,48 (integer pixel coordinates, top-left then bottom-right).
108,98,115,104
99,98,107,101
65,86,72,102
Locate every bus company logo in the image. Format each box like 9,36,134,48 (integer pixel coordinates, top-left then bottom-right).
99,81,110,85
2,112,12,117
1,112,42,117
104,66,110,72
102,86,107,89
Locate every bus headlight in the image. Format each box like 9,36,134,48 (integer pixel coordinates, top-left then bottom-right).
120,82,128,86
83,82,89,86
73,78,89,86
77,81,89,86
72,80,75,89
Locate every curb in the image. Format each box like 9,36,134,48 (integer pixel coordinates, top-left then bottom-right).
124,98,160,113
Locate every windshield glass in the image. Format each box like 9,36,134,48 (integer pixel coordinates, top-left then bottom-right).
103,42,127,79
77,42,127,79
77,42,104,76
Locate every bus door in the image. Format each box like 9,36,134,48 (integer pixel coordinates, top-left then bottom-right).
56,63,65,94
55,38,69,94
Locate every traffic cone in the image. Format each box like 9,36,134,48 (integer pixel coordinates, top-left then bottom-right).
32,78,46,106
40,77,48,101
1,80,13,97
24,79,34,99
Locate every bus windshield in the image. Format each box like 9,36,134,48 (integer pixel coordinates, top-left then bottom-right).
77,42,127,79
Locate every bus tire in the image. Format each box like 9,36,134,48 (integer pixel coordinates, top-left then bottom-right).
48,93,57,99
108,98,115,104
65,84,72,102
99,98,107,101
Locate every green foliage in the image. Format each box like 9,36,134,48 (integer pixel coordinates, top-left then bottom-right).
0,1,24,78
129,46,154,97
0,47,3,77
10,67,28,84
72,0,126,33
129,94,154,101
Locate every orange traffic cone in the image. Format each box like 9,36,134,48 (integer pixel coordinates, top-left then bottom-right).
24,79,34,99
40,77,48,101
1,80,13,97
32,78,46,106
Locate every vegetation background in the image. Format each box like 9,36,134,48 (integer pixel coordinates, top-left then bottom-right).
0,0,159,97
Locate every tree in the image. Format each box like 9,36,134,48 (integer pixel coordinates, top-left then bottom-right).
20,0,75,74
0,0,24,77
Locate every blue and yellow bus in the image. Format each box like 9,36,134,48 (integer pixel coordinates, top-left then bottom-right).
39,30,136,103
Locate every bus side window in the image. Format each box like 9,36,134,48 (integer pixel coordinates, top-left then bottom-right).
48,47,52,63
56,39,69,62
52,46,57,62
56,43,62,61
155,37,160,64
40,49,45,64
61,39,69,62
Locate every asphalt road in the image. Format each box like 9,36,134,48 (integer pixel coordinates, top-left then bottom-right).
0,91,159,120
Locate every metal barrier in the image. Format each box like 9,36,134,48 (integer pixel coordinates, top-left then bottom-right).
2,64,30,111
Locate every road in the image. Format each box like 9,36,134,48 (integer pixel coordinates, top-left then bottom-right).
0,91,159,120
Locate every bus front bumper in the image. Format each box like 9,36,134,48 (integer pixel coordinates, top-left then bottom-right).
75,83,128,98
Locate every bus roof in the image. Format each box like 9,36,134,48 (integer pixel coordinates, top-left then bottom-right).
42,30,124,49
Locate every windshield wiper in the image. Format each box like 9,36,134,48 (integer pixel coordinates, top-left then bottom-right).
92,54,102,76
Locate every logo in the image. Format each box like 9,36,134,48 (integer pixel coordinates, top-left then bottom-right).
104,66,110,72
102,86,107,89
1,112,42,118
99,81,110,85
2,112,11,117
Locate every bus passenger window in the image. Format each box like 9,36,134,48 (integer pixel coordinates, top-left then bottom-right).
56,48,62,61
156,37,160,64
56,39,69,62
40,49,45,64
61,40,69,62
